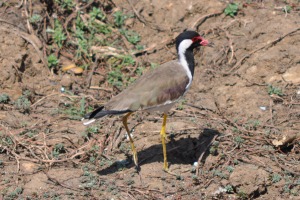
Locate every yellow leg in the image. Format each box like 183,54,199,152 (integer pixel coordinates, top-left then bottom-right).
122,112,138,167
160,113,168,171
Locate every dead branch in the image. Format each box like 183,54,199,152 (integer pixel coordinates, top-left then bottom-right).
190,12,223,30
225,27,300,75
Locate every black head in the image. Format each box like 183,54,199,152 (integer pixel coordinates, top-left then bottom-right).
175,30,211,52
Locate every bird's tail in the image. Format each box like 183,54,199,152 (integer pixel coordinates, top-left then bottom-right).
82,106,130,125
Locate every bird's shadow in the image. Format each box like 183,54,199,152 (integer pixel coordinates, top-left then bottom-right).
97,128,220,176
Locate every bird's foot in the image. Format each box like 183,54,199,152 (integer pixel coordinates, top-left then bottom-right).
163,167,177,176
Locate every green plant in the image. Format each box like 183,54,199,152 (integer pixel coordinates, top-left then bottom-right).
237,190,248,199
61,97,86,120
29,14,42,24
120,55,135,66
209,141,219,156
74,28,89,58
107,67,124,87
150,63,158,69
213,170,228,179
233,159,239,165
225,185,234,193
268,85,283,96
55,0,75,10
86,126,100,134
47,54,59,68
89,7,106,21
224,3,239,17
120,29,141,44
79,166,98,189
14,92,31,113
227,166,234,173
113,11,127,27
52,143,65,158
1,136,13,146
125,179,135,185
283,5,292,13
7,187,23,199
0,94,10,103
177,99,187,110
234,136,244,147
272,173,282,183
53,20,66,48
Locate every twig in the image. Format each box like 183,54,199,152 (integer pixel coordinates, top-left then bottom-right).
86,57,99,89
219,27,235,64
190,12,223,29
126,0,146,25
89,86,113,92
44,171,83,192
225,27,300,75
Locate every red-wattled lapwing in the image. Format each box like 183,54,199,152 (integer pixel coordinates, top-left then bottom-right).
83,30,212,171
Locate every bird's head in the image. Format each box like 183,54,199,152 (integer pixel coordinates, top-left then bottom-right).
176,30,213,53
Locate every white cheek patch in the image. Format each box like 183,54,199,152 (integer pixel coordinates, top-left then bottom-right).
178,39,193,89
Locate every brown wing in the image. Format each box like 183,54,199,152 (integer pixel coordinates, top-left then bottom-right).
105,60,189,111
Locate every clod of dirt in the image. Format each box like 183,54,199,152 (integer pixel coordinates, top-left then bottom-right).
282,65,300,84
60,74,73,89
229,164,269,198
20,161,39,173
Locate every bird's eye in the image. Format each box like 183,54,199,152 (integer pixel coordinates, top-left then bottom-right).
192,36,202,43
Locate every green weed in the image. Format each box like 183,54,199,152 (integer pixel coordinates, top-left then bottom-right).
79,166,98,189
237,190,248,199
113,11,127,27
107,68,124,87
52,143,65,158
53,20,66,48
6,187,23,199
55,0,75,10
47,54,59,68
225,185,234,193
150,63,159,69
268,85,283,96
0,94,10,103
125,179,134,185
212,169,228,179
209,141,219,156
227,165,234,173
1,136,13,146
224,3,239,17
271,173,282,183
89,7,106,21
29,14,42,24
283,5,292,13
233,159,239,165
61,97,86,120
177,99,187,110
120,29,141,44
75,28,89,58
234,136,244,147
14,91,31,113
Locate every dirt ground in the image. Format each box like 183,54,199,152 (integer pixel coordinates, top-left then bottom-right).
0,0,300,199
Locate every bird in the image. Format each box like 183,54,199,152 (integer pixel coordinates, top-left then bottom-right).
82,30,212,172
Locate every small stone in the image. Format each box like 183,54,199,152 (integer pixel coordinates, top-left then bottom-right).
229,164,268,197
282,66,300,84
20,161,38,173
259,106,267,111
60,74,72,89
